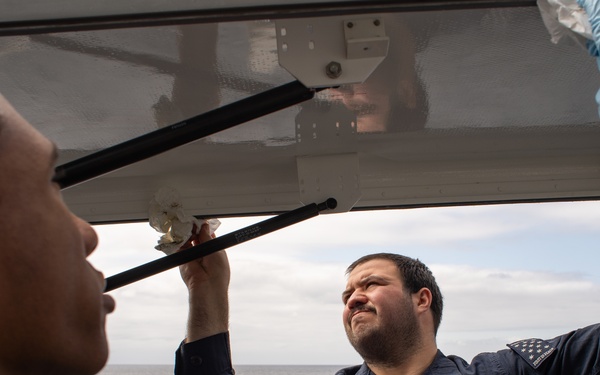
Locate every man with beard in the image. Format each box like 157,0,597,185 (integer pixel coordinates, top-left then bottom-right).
336,253,600,375
340,254,441,375
181,251,600,374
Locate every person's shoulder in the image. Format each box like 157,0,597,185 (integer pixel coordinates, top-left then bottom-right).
438,325,600,374
488,324,600,373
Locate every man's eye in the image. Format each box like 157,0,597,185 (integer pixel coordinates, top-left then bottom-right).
342,291,353,304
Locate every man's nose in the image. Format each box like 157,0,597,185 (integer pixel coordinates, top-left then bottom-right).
74,215,99,256
346,291,368,310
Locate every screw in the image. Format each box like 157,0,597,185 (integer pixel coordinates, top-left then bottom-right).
325,61,342,79
346,22,354,28
374,19,381,26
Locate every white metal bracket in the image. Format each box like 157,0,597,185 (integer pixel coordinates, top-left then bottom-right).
295,100,361,213
276,16,389,88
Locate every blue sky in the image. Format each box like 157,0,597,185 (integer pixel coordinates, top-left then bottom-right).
89,200,600,366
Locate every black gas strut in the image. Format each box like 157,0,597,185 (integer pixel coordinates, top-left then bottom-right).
55,80,323,189
104,198,337,292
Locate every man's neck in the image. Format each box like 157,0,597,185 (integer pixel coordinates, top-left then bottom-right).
366,341,438,375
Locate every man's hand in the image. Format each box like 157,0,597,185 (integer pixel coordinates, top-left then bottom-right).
178,223,230,342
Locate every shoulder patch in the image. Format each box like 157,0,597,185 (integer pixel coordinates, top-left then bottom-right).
507,338,556,369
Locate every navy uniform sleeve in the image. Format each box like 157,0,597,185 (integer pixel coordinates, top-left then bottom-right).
496,323,600,374
174,332,235,375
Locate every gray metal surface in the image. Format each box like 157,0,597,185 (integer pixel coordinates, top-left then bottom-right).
0,6,598,222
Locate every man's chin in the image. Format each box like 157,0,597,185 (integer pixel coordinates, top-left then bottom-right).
351,320,370,333
347,322,377,345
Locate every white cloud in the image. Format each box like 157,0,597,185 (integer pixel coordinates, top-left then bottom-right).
519,201,600,231
434,264,600,361
213,207,520,258
228,254,353,364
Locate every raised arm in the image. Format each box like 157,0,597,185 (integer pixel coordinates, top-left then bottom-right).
175,223,233,375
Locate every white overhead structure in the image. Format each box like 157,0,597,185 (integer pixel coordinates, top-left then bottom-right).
0,1,598,223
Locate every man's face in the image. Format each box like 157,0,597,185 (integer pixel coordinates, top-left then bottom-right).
342,259,419,365
0,95,115,374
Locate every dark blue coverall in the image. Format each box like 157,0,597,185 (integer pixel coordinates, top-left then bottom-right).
175,324,600,374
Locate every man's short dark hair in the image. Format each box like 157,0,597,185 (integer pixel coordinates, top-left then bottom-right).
346,253,444,335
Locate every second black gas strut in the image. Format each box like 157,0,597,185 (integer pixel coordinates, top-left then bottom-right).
104,198,338,292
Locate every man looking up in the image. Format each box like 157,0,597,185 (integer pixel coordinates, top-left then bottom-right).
341,254,441,375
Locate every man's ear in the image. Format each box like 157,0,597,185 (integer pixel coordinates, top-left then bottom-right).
414,287,433,312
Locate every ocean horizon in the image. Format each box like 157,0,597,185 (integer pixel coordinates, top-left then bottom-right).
99,364,347,374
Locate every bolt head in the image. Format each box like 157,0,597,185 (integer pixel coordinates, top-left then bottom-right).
325,61,342,79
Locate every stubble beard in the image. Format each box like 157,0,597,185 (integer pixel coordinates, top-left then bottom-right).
346,297,420,368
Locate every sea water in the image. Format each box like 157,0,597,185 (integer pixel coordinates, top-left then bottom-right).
99,364,345,374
